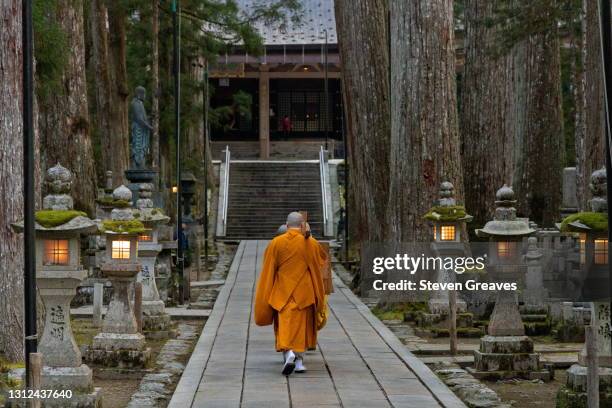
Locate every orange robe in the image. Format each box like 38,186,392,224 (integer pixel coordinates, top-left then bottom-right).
254,229,327,353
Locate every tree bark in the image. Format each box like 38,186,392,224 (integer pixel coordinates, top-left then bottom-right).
576,0,606,210
335,0,391,243
390,0,463,241
0,0,42,360
151,0,160,173
0,0,26,362
512,22,564,226
88,0,129,187
39,0,97,214
459,0,515,227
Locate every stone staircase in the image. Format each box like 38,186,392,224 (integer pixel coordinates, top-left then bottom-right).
224,161,324,239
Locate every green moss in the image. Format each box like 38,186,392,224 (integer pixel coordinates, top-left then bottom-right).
524,320,552,336
424,205,468,221
560,211,608,232
372,309,404,321
101,220,145,234
35,210,87,228
95,197,132,208
431,327,483,338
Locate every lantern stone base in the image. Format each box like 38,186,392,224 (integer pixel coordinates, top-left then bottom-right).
5,365,102,408
142,300,174,338
556,364,612,408
142,299,166,316
41,364,94,392
92,332,145,351
428,298,467,316
85,333,151,368
83,346,151,369
467,335,552,381
6,388,102,408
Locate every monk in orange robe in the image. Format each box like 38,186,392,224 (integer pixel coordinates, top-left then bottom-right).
255,212,327,375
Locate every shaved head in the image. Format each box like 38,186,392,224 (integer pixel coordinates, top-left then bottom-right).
286,212,304,228
277,224,288,234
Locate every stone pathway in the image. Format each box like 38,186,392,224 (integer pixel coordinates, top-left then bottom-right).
168,241,466,408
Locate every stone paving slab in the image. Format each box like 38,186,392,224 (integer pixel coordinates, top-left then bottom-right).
168,241,466,408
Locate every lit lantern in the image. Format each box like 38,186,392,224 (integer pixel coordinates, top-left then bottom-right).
92,185,150,365
476,185,535,264
558,168,609,300
424,181,472,315
426,181,471,244
138,233,153,242
12,164,100,400
105,234,139,263
43,239,70,265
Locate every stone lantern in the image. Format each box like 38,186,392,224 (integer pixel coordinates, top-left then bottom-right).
12,164,101,406
557,168,612,406
133,182,172,337
86,185,151,368
470,185,550,380
424,181,472,316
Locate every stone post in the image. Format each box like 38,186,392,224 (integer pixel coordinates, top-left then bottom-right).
93,282,103,328
134,183,172,337
524,237,546,307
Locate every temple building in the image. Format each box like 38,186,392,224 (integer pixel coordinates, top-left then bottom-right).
209,0,342,159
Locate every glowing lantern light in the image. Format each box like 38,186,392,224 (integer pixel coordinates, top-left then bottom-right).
111,240,131,260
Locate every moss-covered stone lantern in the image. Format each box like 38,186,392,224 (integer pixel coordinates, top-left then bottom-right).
557,168,612,407
12,163,101,406
424,181,472,315
85,185,151,368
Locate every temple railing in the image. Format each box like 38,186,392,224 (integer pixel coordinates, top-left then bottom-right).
221,146,231,234
319,146,329,233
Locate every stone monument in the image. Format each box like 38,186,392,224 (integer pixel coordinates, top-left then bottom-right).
133,182,173,337
524,236,547,308
470,185,550,380
12,164,101,407
125,86,158,206
85,186,151,368
130,86,152,170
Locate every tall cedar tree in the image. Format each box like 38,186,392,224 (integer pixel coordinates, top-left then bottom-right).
87,0,130,187
494,1,565,226
334,0,391,243
576,0,606,209
37,0,97,214
459,0,515,228
390,0,464,242
0,0,27,363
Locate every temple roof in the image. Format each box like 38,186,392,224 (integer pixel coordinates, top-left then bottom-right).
237,0,337,46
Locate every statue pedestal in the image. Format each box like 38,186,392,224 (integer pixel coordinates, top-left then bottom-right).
84,263,151,368
125,169,158,206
